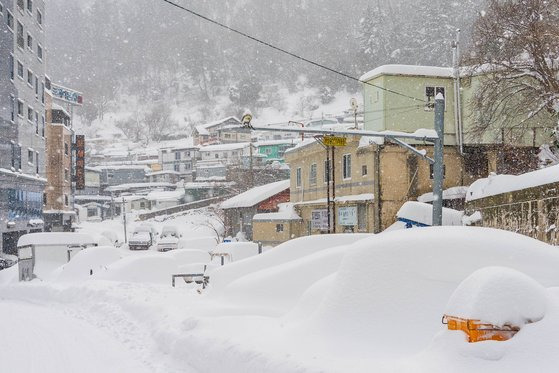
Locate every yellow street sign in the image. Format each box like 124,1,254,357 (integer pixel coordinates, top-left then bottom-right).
323,136,347,147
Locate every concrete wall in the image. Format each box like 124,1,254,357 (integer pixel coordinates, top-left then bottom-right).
465,182,559,245
253,219,304,246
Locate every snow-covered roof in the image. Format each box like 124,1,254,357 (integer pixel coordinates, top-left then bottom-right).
221,179,290,209
183,181,235,189
195,116,241,135
397,201,463,226
146,170,180,177
105,182,175,192
360,64,454,82
253,203,301,221
466,164,559,201
0,168,47,183
254,139,299,147
284,138,318,155
146,190,185,201
74,195,113,202
18,232,97,247
418,186,469,203
293,193,374,206
199,142,251,152
91,165,150,172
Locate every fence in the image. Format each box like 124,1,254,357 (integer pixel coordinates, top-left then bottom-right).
465,182,559,245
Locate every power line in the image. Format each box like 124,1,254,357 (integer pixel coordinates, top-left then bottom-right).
160,0,426,103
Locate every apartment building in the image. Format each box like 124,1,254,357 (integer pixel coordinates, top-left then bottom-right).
0,0,47,255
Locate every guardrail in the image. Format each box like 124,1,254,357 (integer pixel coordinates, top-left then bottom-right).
138,195,231,221
171,273,209,288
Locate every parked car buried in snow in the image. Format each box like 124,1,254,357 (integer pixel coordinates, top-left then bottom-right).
129,225,157,251
156,226,181,252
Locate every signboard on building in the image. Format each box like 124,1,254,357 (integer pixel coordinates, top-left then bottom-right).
311,209,329,230
51,83,83,106
323,136,347,147
75,135,85,190
338,206,357,226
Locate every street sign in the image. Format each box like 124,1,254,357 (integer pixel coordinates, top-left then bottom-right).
323,136,347,147
51,83,83,106
75,135,85,190
338,206,357,226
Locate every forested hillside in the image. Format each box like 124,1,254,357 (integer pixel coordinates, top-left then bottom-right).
46,0,485,139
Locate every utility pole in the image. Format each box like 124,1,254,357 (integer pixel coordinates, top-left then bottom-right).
249,140,254,188
122,196,128,243
432,94,445,226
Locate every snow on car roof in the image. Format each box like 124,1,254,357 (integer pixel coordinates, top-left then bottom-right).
220,179,290,209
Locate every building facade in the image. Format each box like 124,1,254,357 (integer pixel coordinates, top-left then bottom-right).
0,0,47,255
158,145,198,180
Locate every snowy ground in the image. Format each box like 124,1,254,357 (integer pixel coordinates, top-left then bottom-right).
2,210,559,372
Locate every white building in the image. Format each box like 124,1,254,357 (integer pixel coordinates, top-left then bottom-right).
198,142,252,166
159,144,198,181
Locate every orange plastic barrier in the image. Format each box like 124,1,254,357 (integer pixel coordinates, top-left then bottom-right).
442,315,520,343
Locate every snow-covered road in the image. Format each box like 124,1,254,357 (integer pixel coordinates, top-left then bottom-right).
0,300,157,373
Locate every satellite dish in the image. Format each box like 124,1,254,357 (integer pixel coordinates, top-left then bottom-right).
350,98,358,110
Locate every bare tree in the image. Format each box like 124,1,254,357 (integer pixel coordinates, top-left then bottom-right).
465,0,559,147
198,205,226,244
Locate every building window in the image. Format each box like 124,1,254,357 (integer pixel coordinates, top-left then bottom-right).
276,224,284,233
35,151,39,174
17,0,23,11
10,95,15,122
296,167,302,188
27,106,33,121
17,61,23,79
41,82,44,103
429,164,446,179
27,69,33,86
324,160,331,183
9,54,13,80
174,164,180,172
362,165,368,176
175,151,181,160
11,143,20,169
27,33,32,50
35,112,38,134
64,169,69,181
309,163,317,185
26,0,32,13
17,100,24,117
28,149,33,164
6,10,13,30
35,75,38,96
41,115,45,137
343,154,352,179
358,204,367,231
425,86,446,111
16,21,23,49
37,44,42,60
0,3,3,14
64,195,69,206
185,151,190,157
214,153,219,159
64,142,69,155
36,9,42,25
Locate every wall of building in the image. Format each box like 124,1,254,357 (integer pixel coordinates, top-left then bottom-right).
466,182,559,245
253,219,304,246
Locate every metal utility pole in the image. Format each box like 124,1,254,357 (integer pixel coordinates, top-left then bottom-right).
326,146,331,233
432,94,445,226
331,146,336,233
122,197,128,243
249,140,254,188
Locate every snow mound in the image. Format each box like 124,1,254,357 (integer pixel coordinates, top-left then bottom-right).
445,266,546,327
302,227,559,357
97,254,179,284
397,201,463,226
168,249,210,266
53,246,123,282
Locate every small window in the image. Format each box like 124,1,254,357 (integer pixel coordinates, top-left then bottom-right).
10,95,15,122
6,10,13,30
27,69,33,86
41,115,45,137
429,164,446,179
17,0,23,11
296,167,302,188
64,195,69,206
27,106,33,121
35,152,39,174
16,21,23,49
37,44,43,60
17,61,23,78
174,164,180,172
28,149,33,164
36,9,42,25
9,54,13,80
17,100,23,117
0,3,4,14
175,152,181,160
362,165,368,176
26,0,32,13
27,33,32,50
64,142,69,155
425,86,445,111
35,76,38,95
64,169,69,181
214,153,219,159
343,154,352,179
35,111,38,134
276,224,284,233
309,163,317,185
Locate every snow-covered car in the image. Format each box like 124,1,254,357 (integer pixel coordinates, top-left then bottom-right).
129,225,157,251
156,226,181,252
100,230,121,247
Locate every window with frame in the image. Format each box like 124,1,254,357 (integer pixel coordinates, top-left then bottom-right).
296,167,302,188
16,21,23,49
214,153,219,159
41,115,45,137
362,165,368,176
27,33,32,50
34,112,38,134
64,142,69,155
10,95,15,122
35,152,38,173
27,69,33,86
424,86,445,111
37,9,42,25
17,100,23,117
429,164,446,180
343,154,352,179
0,3,3,14
26,0,32,13
309,163,317,185
276,224,284,233
27,106,33,121
17,0,23,11
41,81,44,103
6,10,13,29
64,195,69,206
358,204,367,231
173,164,180,172
27,149,33,164
64,169,69,181
9,54,13,79
35,76,38,95
17,61,23,78
174,151,181,160
37,44,42,60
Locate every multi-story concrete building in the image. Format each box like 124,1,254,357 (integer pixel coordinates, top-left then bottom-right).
0,0,47,255
159,144,198,181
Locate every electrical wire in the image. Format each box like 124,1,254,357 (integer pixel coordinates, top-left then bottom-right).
160,0,426,103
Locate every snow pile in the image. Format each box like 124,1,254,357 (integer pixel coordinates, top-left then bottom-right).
445,267,546,327
467,164,559,201
53,246,123,282
146,189,185,201
220,179,290,209
96,254,179,284
418,186,468,203
17,232,97,247
211,242,260,262
397,201,463,226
